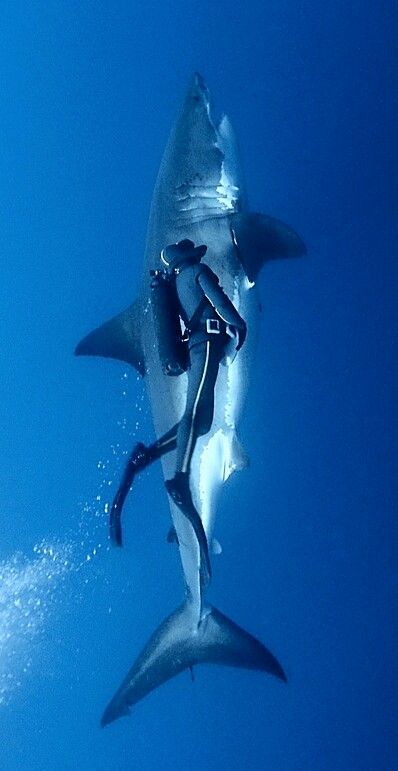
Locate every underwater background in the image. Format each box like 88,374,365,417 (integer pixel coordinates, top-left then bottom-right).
1,1,397,769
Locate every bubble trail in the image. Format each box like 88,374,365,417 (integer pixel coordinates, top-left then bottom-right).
0,373,146,706
0,540,73,705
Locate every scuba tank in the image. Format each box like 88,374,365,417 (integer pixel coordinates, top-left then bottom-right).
150,269,188,376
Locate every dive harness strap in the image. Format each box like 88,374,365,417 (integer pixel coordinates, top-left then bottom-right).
185,298,229,339
185,296,208,338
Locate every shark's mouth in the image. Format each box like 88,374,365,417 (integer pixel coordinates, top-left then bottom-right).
175,177,239,218
173,75,243,222
215,163,240,212
175,130,241,220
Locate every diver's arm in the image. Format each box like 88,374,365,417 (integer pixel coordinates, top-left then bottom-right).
197,266,247,348
197,266,245,328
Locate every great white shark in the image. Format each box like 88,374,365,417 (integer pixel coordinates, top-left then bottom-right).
76,73,305,725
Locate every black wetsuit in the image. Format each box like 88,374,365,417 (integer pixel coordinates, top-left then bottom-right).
110,255,246,583
155,258,246,471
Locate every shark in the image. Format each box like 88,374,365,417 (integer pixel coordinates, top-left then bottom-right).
75,73,305,725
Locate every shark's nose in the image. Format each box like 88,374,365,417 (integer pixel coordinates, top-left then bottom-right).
193,72,207,90
190,72,210,104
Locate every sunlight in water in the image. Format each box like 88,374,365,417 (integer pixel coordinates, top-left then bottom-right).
0,541,73,706
0,371,145,708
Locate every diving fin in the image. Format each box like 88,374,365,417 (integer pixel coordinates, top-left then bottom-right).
101,601,286,726
167,526,222,555
165,473,212,586
230,212,306,282
109,443,151,547
75,299,146,377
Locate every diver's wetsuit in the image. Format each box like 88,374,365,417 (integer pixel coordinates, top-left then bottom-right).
168,258,246,472
110,249,246,584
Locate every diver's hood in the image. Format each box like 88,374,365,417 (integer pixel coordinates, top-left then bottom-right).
161,239,207,268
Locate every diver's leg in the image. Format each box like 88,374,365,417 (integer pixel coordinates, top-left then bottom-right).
165,340,221,585
110,425,178,546
165,472,212,586
176,339,220,473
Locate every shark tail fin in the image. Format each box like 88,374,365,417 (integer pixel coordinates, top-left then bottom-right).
75,299,146,376
101,601,286,727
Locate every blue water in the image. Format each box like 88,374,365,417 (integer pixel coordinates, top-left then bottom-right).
1,1,397,769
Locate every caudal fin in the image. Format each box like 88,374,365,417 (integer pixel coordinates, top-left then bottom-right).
101,601,286,726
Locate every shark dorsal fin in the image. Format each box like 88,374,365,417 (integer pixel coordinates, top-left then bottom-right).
75,299,146,376
230,212,306,282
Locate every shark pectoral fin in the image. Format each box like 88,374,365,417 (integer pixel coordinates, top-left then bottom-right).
100,601,286,726
230,212,306,282
75,299,146,376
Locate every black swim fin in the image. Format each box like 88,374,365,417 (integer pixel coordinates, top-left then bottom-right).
111,433,179,546
165,472,212,586
110,442,157,546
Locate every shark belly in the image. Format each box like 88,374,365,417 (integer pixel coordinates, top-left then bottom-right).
142,211,258,617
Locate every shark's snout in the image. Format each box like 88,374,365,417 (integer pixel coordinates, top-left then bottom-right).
192,72,207,92
188,72,210,109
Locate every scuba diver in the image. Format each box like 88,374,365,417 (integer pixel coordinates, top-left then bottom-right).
110,239,247,584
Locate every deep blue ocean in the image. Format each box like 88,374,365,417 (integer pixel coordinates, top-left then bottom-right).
1,1,397,769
